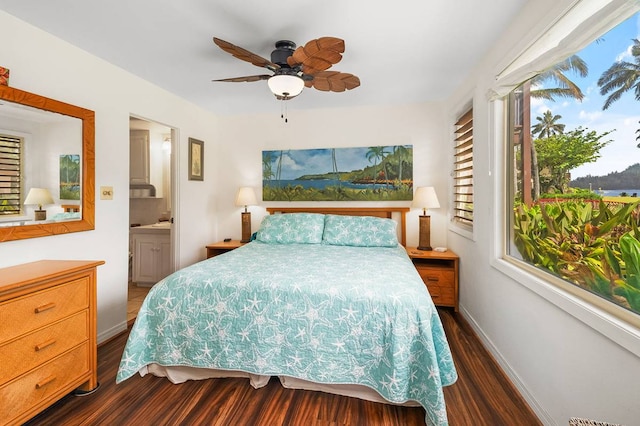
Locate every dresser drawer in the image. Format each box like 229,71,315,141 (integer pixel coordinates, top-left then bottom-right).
0,342,90,424
415,266,454,287
422,280,456,306
0,311,88,384
415,266,456,306
0,277,89,344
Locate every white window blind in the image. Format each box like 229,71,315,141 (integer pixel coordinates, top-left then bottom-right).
0,133,22,216
453,108,473,227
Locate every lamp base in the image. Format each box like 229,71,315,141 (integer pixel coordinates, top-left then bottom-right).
417,215,432,251
241,211,252,243
34,209,47,221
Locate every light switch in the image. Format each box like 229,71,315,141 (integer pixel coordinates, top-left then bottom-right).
100,186,114,200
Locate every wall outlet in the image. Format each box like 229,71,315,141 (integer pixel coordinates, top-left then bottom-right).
100,186,114,200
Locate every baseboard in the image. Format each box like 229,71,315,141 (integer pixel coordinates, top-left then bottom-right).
98,321,128,346
459,305,555,425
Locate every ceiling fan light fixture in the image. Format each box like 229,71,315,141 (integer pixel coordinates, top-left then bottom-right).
268,74,304,98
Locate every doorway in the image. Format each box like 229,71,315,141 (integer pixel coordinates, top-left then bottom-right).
128,116,177,323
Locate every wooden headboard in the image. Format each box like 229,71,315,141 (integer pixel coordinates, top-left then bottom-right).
265,207,410,246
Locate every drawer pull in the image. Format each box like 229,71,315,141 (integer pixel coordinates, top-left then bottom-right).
35,375,56,389
35,339,57,352
426,276,440,282
35,302,56,313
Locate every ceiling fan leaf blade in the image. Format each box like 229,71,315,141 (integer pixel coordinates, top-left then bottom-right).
213,37,279,72
310,71,360,92
288,37,345,71
212,75,271,83
341,74,361,90
314,37,345,54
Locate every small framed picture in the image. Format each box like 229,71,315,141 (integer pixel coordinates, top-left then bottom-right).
188,138,204,181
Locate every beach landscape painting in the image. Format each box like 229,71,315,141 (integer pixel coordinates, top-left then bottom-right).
262,145,413,201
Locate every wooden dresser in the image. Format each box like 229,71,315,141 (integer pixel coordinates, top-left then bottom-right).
0,260,104,425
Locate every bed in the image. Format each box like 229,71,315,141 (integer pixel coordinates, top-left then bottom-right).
116,207,457,425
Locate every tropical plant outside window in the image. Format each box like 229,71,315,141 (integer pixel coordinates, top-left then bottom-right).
507,11,640,319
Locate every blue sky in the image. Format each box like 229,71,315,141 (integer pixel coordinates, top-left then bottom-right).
531,11,640,178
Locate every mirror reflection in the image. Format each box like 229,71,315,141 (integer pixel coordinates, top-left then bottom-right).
0,85,95,242
0,101,82,225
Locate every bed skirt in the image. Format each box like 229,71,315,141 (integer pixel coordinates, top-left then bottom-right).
141,364,420,407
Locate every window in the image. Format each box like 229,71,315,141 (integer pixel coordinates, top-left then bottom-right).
453,107,474,228
0,133,22,216
505,10,640,322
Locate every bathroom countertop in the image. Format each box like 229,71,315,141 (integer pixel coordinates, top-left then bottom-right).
130,222,171,234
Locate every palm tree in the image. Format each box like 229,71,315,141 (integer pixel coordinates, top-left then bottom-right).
532,111,565,139
392,145,410,184
262,152,274,182
330,148,341,189
597,38,640,110
530,55,588,101
531,111,565,199
521,55,587,202
366,146,390,188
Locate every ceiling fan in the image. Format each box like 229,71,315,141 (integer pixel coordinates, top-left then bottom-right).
212,36,360,101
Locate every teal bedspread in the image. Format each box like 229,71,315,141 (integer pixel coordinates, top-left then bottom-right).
117,242,457,425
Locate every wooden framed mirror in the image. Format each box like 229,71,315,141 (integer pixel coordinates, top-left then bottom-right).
0,85,95,242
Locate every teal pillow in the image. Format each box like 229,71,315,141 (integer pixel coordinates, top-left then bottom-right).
322,214,398,247
256,213,325,244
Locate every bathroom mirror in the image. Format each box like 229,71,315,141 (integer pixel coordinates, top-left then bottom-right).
0,85,95,242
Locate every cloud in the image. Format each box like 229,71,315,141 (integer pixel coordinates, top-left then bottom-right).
579,110,603,121
530,97,551,115
623,116,640,127
615,44,633,62
280,153,303,170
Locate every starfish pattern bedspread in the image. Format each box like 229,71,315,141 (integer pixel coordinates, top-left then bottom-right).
117,242,457,425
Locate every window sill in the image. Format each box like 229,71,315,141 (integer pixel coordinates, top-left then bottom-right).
449,221,474,241
490,256,640,358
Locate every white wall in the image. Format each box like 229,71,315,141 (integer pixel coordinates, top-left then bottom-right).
215,103,449,248
0,11,220,342
445,0,640,424
3,2,639,424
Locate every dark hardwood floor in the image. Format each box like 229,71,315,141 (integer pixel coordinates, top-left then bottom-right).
26,309,541,425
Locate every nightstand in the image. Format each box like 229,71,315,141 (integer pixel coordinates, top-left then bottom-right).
206,240,245,259
406,247,459,311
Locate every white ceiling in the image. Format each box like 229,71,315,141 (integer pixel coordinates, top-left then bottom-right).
0,0,529,115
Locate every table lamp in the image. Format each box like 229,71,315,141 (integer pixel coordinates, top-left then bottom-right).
24,188,54,221
411,186,440,250
235,187,257,243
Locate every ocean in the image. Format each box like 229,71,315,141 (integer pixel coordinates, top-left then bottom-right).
599,189,640,197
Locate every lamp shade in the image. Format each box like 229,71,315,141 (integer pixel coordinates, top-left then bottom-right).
268,74,304,98
412,186,440,213
235,187,257,208
24,188,54,208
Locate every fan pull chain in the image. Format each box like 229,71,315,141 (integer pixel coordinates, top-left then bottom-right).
280,98,289,123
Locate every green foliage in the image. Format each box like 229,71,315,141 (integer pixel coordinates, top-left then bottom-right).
539,189,602,200
263,183,413,202
534,127,614,193
513,199,640,314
